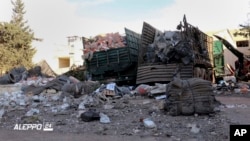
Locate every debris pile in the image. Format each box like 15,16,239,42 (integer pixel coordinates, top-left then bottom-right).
22,75,99,98
145,31,194,65
135,83,167,99
94,82,132,98
165,78,219,116
0,66,43,85
63,66,86,81
215,76,250,94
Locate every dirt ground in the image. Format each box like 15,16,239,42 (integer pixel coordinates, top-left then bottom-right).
1,88,250,141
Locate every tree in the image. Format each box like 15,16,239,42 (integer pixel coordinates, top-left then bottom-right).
0,0,36,71
11,0,30,32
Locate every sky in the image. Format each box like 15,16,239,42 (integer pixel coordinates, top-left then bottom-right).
0,0,250,55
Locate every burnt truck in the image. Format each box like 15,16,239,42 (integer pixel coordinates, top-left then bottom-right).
83,28,141,84
136,15,214,84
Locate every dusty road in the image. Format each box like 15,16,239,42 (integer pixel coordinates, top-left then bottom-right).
0,95,250,141
0,130,163,141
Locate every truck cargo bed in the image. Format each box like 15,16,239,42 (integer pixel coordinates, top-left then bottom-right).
136,17,213,84
85,28,141,84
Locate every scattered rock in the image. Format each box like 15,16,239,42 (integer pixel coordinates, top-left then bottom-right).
60,103,70,111
78,102,86,110
187,123,200,134
103,104,114,110
100,113,111,124
46,89,57,94
0,109,5,118
80,110,100,122
25,108,40,117
143,118,157,128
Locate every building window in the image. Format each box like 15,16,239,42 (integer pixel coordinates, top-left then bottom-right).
236,40,249,47
59,58,70,68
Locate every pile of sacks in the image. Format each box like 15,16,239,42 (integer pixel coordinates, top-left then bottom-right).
165,77,219,116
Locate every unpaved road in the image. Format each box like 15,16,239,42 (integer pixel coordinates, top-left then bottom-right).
1,95,250,141
0,130,163,141
216,96,250,124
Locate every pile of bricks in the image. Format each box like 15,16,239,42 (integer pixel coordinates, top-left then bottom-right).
83,32,126,54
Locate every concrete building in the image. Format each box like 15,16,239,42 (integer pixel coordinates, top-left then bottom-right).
33,36,84,75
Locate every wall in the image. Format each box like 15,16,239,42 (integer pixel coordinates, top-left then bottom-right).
32,36,84,75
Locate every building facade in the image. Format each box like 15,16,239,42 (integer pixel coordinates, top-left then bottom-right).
33,36,84,75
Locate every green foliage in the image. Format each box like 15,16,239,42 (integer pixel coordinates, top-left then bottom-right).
0,0,36,71
11,0,27,30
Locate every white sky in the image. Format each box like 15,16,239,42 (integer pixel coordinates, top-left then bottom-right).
0,0,250,51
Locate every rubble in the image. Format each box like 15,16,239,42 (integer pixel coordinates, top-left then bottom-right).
187,123,200,134
0,78,247,141
94,82,133,97
145,31,194,65
214,78,250,95
0,63,247,141
0,67,27,84
80,110,100,122
99,113,111,124
143,118,156,128
25,108,40,117
0,109,5,119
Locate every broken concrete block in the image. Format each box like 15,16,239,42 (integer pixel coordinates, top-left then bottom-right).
60,103,70,111
99,113,111,124
78,102,86,110
143,118,156,128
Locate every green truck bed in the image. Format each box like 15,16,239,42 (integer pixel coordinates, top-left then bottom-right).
85,28,141,84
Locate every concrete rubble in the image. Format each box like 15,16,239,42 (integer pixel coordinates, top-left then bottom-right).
214,76,250,94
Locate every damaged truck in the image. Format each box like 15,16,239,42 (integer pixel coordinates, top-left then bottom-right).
83,15,214,85
136,15,214,84
83,28,141,85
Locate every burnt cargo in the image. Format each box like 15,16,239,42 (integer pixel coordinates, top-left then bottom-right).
137,15,213,84
84,28,141,84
